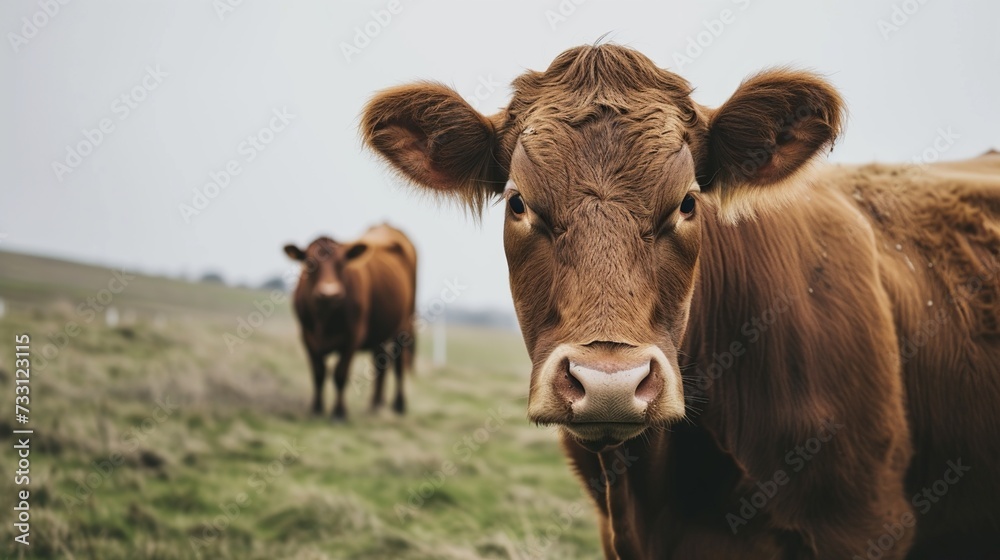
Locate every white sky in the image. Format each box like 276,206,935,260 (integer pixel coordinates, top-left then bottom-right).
2,0,998,311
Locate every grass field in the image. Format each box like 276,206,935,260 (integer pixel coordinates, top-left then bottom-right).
0,251,600,559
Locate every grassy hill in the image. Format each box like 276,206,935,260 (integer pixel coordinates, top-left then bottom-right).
0,250,296,321
0,251,600,559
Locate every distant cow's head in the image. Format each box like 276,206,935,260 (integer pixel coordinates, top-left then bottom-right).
362,45,842,450
284,237,367,303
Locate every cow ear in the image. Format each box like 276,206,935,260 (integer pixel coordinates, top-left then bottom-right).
345,243,367,261
705,69,844,221
361,82,504,214
284,244,305,261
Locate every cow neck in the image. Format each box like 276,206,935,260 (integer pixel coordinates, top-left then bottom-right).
599,445,644,558
594,423,747,556
685,210,814,467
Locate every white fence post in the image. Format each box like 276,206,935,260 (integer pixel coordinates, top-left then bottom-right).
433,316,447,368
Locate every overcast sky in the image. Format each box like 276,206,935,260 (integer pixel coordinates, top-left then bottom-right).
2,0,998,311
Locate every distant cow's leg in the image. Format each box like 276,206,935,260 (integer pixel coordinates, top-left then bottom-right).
308,351,326,415
370,347,388,411
332,349,355,420
392,349,406,414
404,327,415,372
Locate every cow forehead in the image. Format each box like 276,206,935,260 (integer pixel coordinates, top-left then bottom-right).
305,238,340,259
516,103,689,155
509,118,696,219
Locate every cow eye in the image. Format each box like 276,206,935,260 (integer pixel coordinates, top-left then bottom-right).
508,194,526,215
679,194,696,215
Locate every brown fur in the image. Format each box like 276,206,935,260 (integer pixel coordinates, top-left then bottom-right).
361,44,1000,558
284,223,417,418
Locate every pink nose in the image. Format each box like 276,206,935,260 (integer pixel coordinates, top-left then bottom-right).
554,352,665,423
315,282,343,299
527,342,685,440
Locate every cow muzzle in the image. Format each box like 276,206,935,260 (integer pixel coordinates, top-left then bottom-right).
527,342,686,450
314,282,345,301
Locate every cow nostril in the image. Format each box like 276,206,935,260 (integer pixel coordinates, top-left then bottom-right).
564,366,586,401
635,366,659,403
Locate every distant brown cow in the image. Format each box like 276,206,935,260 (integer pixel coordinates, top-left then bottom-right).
362,45,1000,558
284,223,417,419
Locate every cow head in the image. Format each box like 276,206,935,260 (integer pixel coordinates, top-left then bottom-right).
284,237,367,304
362,45,842,451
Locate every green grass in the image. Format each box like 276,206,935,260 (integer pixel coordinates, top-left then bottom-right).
0,251,600,559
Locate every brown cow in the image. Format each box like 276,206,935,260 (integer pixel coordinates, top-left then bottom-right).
361,45,1000,558
284,223,417,419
